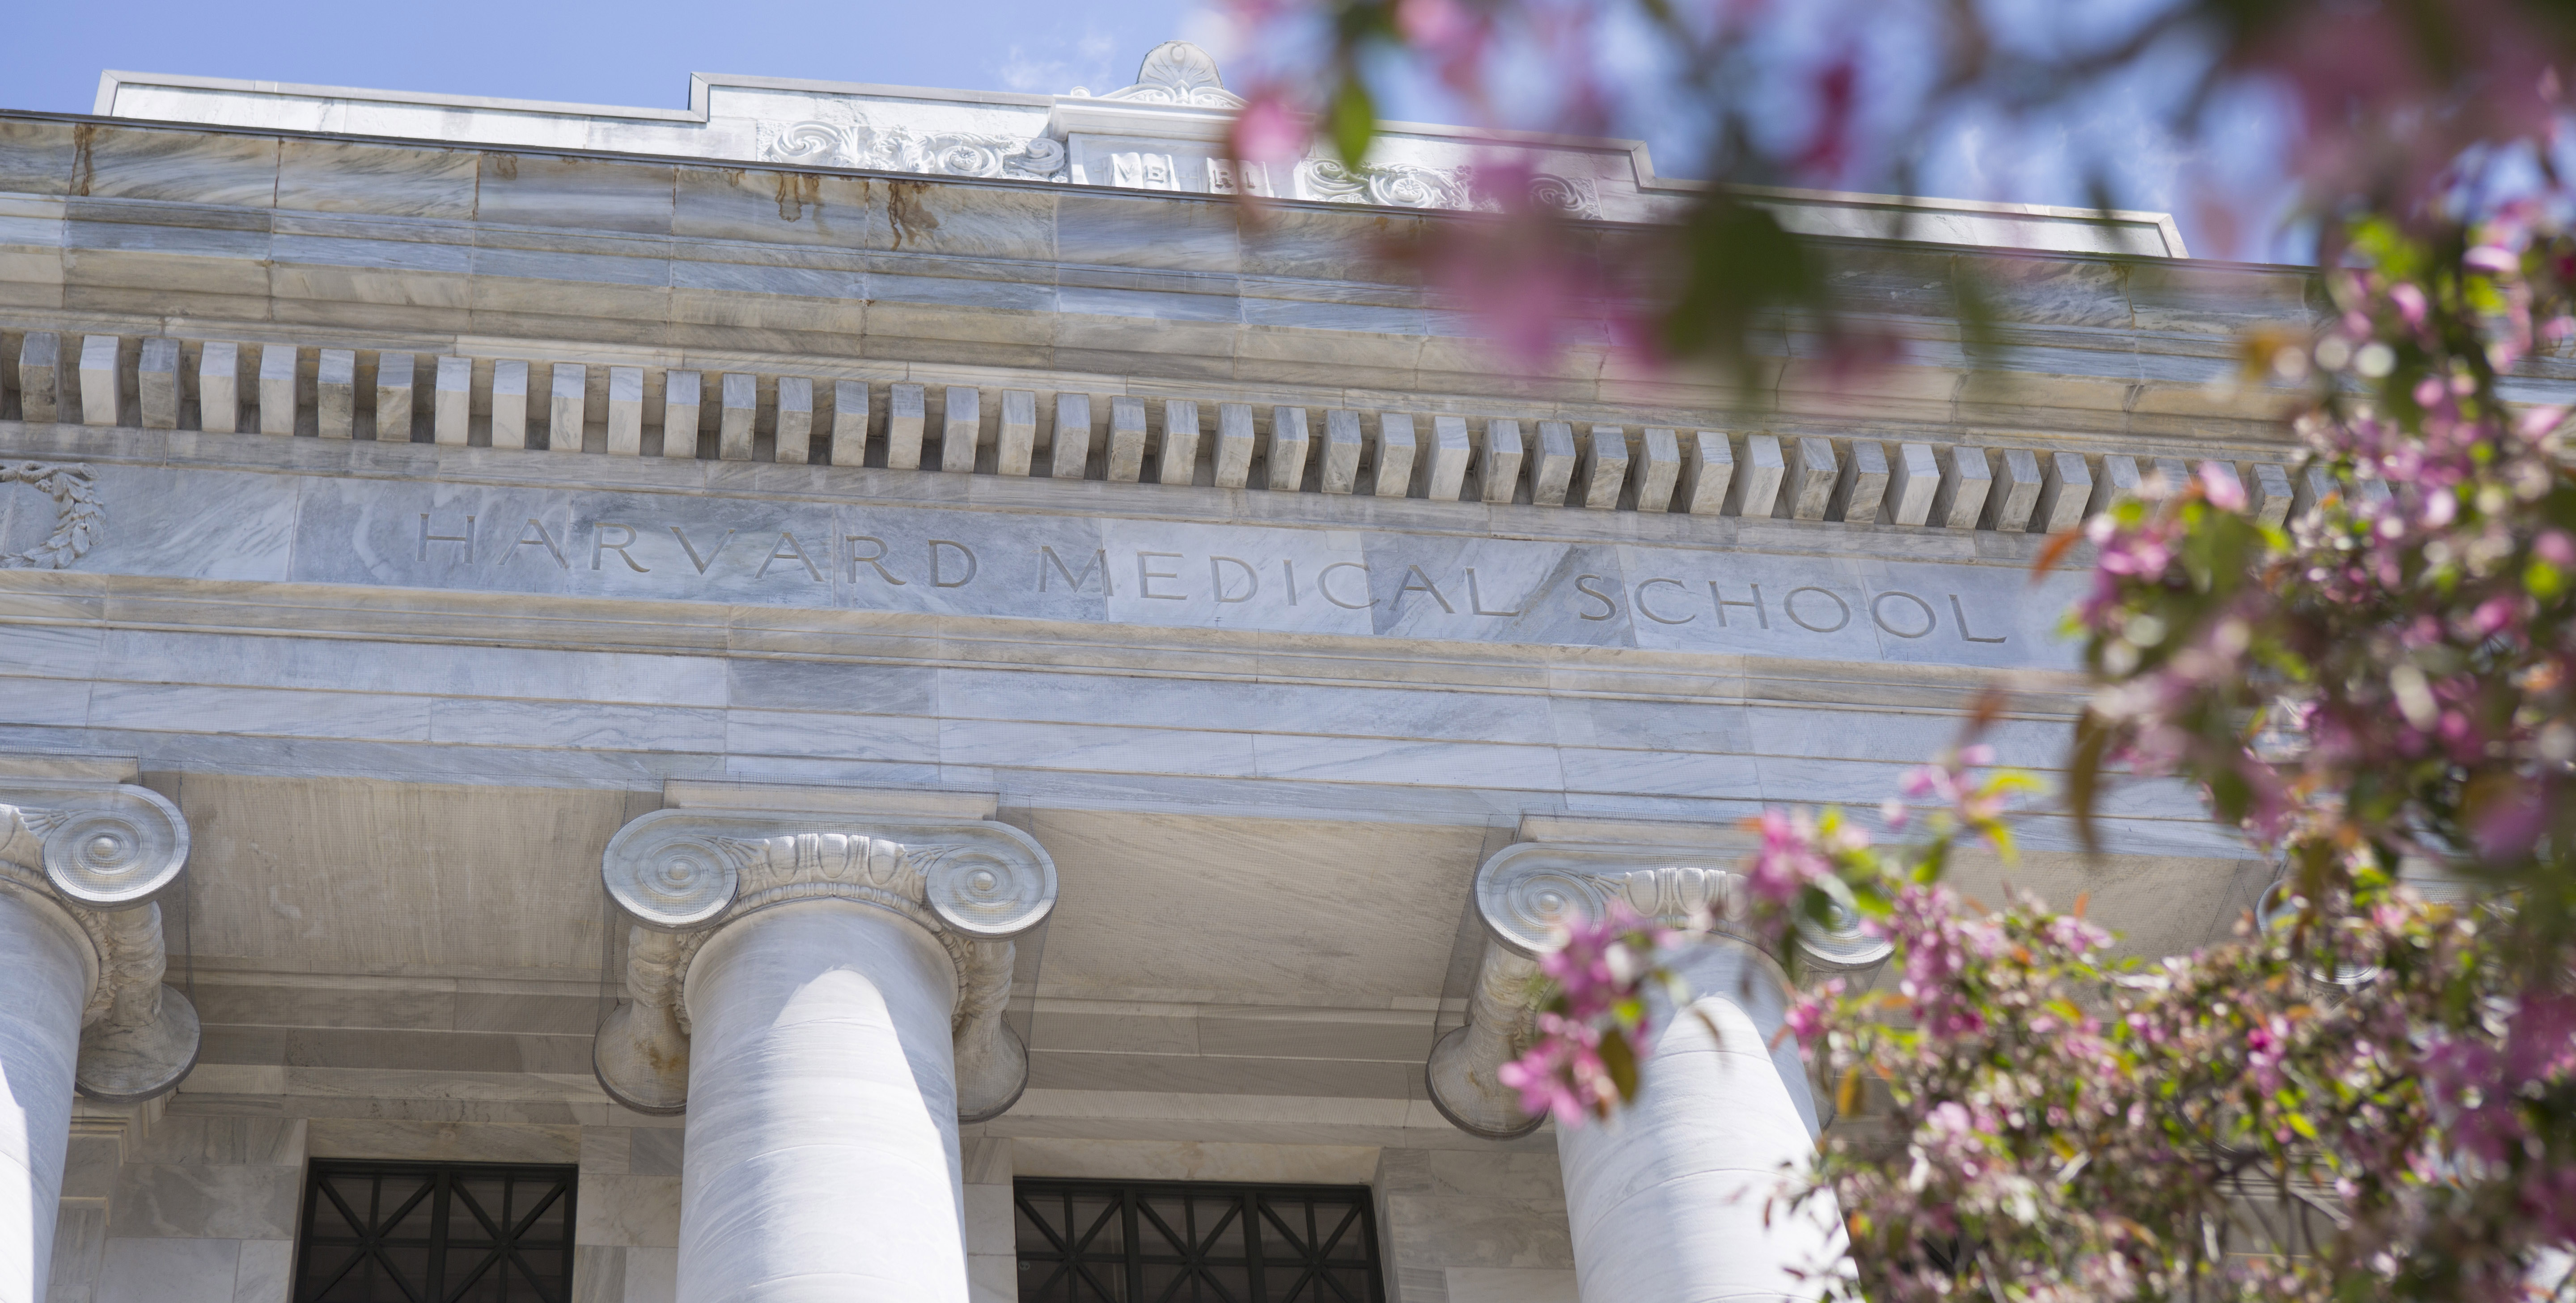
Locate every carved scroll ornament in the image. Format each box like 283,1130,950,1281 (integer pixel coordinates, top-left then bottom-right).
1293,160,1603,219
592,812,1057,1121
1426,842,1891,1139
757,115,1068,182
0,779,200,1103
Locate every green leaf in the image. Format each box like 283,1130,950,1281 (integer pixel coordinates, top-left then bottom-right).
1599,1029,1641,1103
2068,712,2110,859
1328,77,1377,169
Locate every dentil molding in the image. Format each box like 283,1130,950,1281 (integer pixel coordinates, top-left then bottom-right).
1427,842,1893,1139
0,778,201,1103
592,810,1057,1120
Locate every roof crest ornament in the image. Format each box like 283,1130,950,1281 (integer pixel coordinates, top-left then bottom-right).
1072,41,1244,109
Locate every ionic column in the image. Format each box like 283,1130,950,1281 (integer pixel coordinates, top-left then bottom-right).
0,781,200,1303
1425,843,1889,1303
591,812,1056,1303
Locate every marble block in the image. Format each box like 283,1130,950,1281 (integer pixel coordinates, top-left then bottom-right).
1578,425,1628,510
1157,399,1201,485
2249,462,2293,525
1105,397,1147,482
317,348,356,439
831,381,870,467
2033,450,2092,533
139,337,181,430
886,382,926,470
96,1236,239,1303
775,377,814,465
1930,444,1992,528
1372,412,1416,498
607,366,645,456
1634,427,1681,513
1528,421,1576,506
80,334,121,427
1212,402,1256,489
16,331,57,422
1319,409,1364,495
433,357,470,446
199,340,240,434
1265,405,1310,492
2147,456,2190,498
941,386,979,474
1780,435,1837,520
1675,430,1732,515
549,363,588,454
375,353,416,443
1051,393,1093,479
662,370,704,459
1479,419,1525,505
1885,441,1940,525
1724,433,1784,517
996,389,1037,476
491,360,529,449
1827,439,1889,524
2086,453,2143,518
1424,415,1472,500
719,373,757,461
1982,448,2043,531
259,343,299,436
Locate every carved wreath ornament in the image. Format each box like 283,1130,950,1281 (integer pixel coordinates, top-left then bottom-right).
0,462,100,570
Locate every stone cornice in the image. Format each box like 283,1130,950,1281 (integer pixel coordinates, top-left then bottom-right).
0,777,202,1103
592,811,1056,1120
0,111,2356,433
1426,841,1889,1139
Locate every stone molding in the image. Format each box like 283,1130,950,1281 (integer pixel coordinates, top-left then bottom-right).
593,811,1057,1121
0,778,202,1104
1427,842,1891,1140
2,325,2329,532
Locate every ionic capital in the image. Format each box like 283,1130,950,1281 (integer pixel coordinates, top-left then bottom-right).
592,811,1057,1120
1428,842,1891,1139
0,778,201,1103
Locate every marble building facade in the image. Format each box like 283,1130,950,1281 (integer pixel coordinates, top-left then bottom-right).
0,39,2313,1303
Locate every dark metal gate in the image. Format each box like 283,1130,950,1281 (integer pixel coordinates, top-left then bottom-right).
294,1160,577,1302
1015,1179,1385,1303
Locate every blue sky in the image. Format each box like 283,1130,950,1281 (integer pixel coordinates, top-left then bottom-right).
2,0,2289,261
0,0,1207,114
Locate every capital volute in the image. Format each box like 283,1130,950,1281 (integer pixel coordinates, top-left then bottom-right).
1430,841,1891,1140
0,778,202,1104
602,810,1056,940
1473,842,1891,973
592,811,1057,1121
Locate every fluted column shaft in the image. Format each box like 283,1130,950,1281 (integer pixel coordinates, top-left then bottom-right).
1555,939,1844,1303
677,899,968,1303
0,889,90,1303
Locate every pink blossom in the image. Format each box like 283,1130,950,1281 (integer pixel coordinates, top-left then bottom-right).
2201,461,2250,511
1228,92,1309,165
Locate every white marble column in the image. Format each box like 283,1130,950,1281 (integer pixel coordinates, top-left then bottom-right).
680,900,966,1301
1555,939,1844,1303
1426,842,1890,1303
0,891,88,1303
0,780,199,1303
593,813,1056,1303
